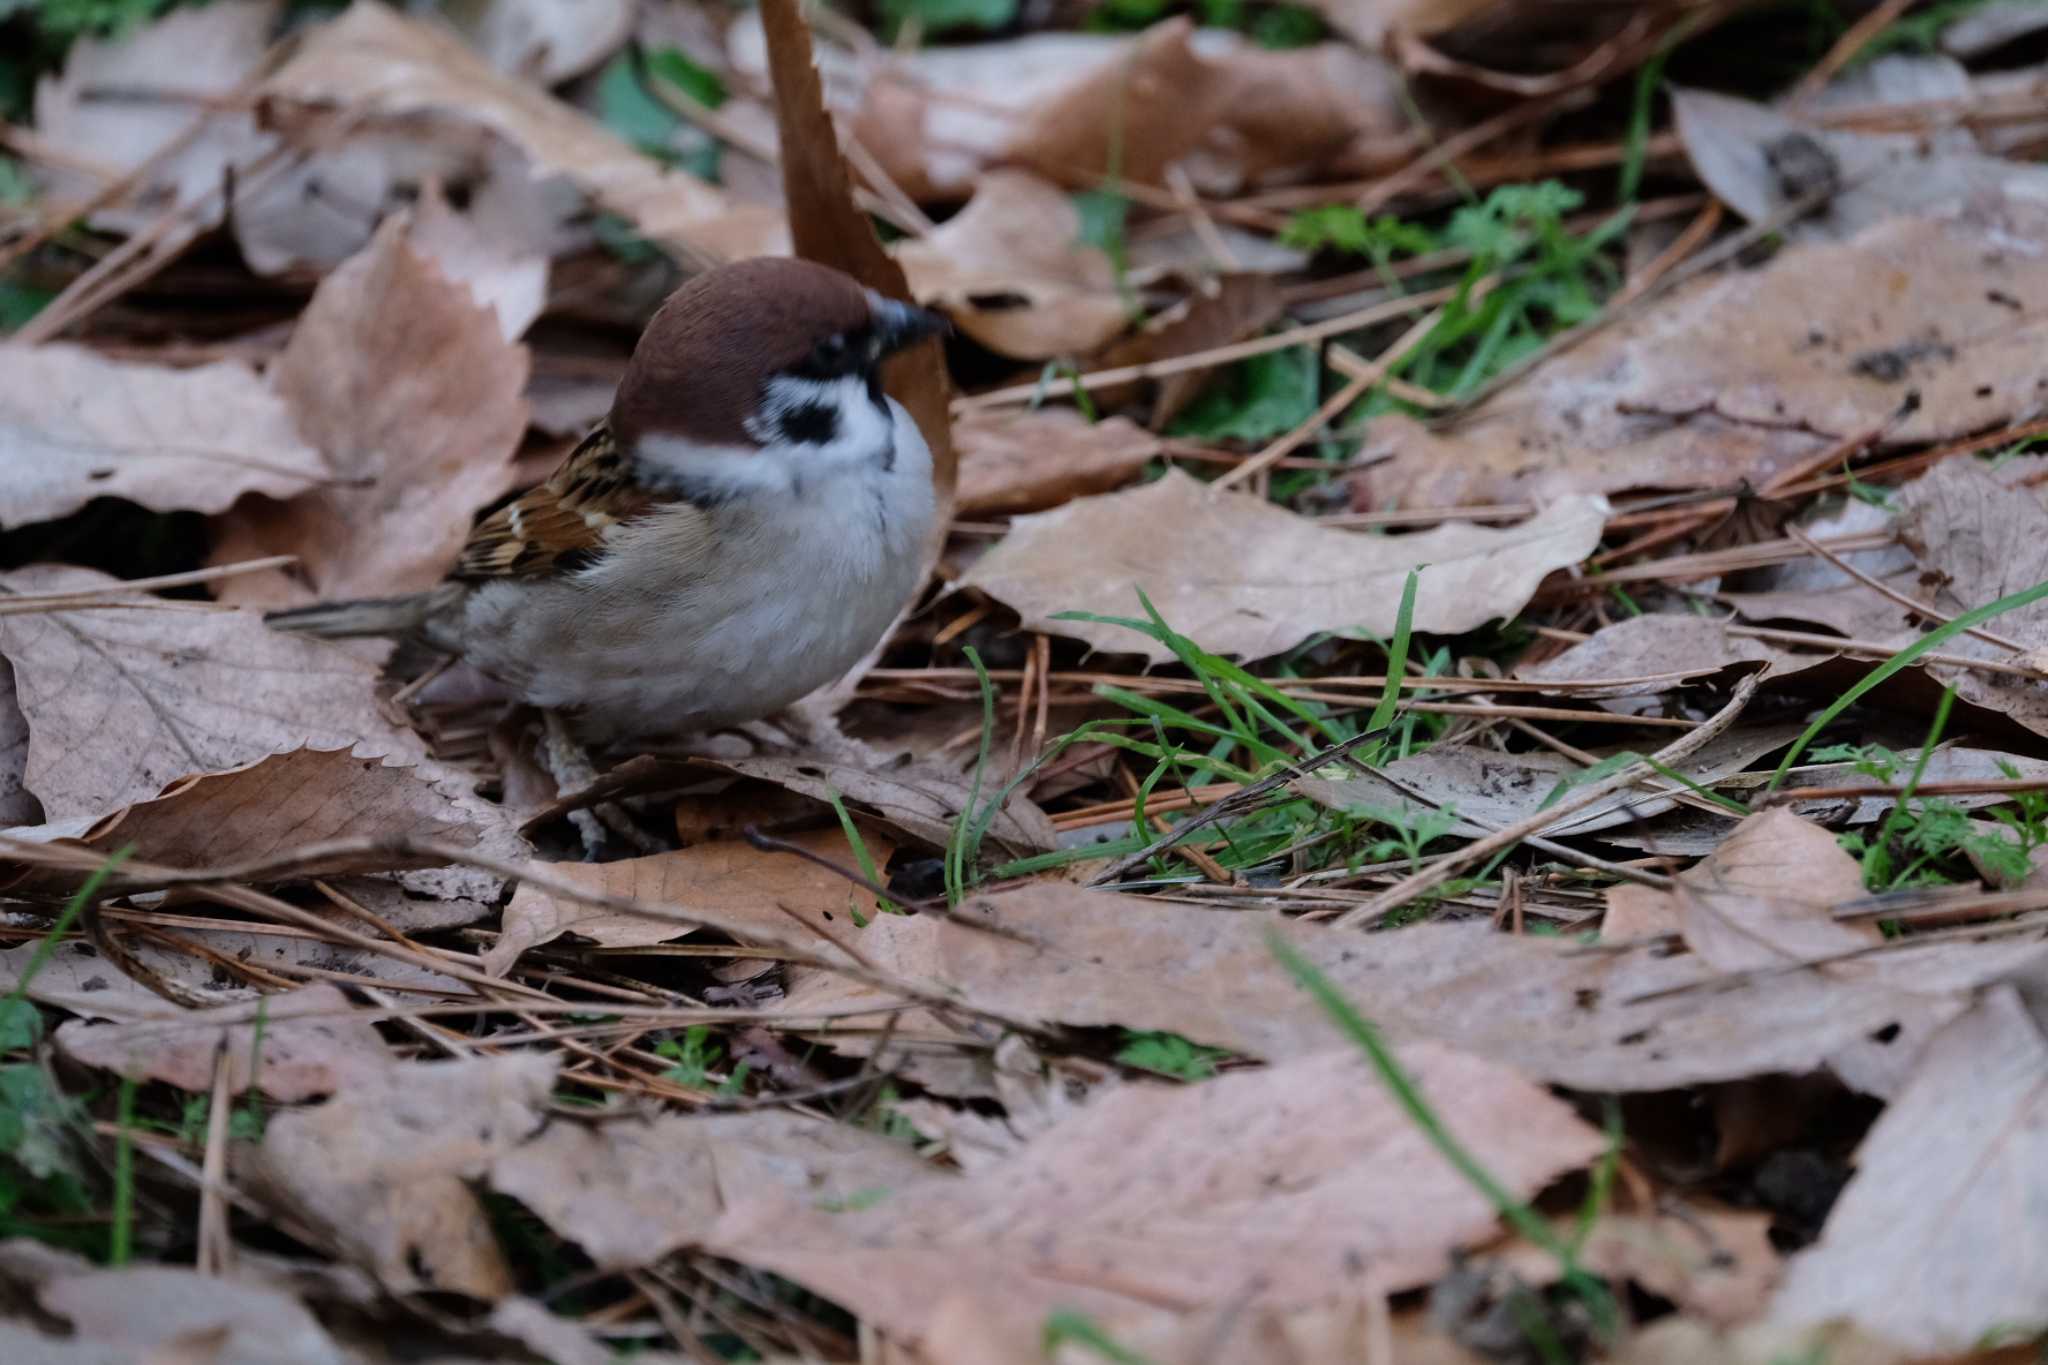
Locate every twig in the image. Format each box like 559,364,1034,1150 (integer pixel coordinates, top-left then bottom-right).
955,284,1460,411
1792,0,1915,101
1330,670,1764,928
1783,523,2026,653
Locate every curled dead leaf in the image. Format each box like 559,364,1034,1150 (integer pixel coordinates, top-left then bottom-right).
262,0,777,262
210,213,528,607
896,171,1128,361
484,827,892,975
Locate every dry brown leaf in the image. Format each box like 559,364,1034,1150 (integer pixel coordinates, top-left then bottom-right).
437,0,635,84
488,1110,942,1270
1092,273,1289,425
961,470,1607,663
408,180,549,342
760,0,955,504
30,0,277,239
1719,501,1921,645
262,0,773,262
210,214,527,607
954,408,1161,518
1674,87,2048,241
1295,726,1795,842
1771,985,2048,1351
19,1261,355,1365
0,941,194,1021
701,753,1057,855
0,660,32,829
1517,615,1825,714
778,882,2047,1094
246,1053,556,1297
1354,199,2048,508
1894,458,2048,738
0,343,330,527
1494,1205,1781,1327
0,567,431,826
15,746,519,884
703,1044,1604,1337
847,21,1404,203
484,827,892,975
1667,809,1880,972
55,982,392,1101
896,171,1127,361
1300,0,1495,46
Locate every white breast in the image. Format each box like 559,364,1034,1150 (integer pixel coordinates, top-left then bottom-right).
460,400,936,741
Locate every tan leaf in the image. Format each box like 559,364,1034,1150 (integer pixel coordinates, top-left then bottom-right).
1664,809,1880,973
780,882,2048,1094
703,1045,1605,1337
1516,614,1823,715
1296,0,1496,46
435,0,634,84
960,470,1607,663
484,827,893,975
848,21,1403,203
19,746,520,884
1675,86,2048,241
896,171,1128,361
1355,200,2048,508
0,658,38,828
246,1053,556,1296
0,941,193,1021
0,343,330,526
1496,1205,1782,1328
759,0,954,504
1894,457,2048,739
210,214,527,606
25,1262,352,1365
0,566,431,826
954,408,1161,518
1772,986,2048,1351
30,0,277,238
407,180,549,342
489,1111,942,1269
262,0,770,262
55,982,392,1101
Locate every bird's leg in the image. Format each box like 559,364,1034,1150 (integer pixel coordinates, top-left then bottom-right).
538,710,659,858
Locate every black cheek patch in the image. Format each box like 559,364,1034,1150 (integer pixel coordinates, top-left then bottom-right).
780,402,839,446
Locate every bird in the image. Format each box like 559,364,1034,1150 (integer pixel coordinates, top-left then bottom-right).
267,257,947,750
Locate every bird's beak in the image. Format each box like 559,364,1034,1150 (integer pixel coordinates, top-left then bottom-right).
870,296,951,355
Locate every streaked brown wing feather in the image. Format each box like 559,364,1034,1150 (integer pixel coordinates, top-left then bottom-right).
455,424,650,581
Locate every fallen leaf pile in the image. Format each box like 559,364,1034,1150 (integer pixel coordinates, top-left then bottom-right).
3,0,2048,1360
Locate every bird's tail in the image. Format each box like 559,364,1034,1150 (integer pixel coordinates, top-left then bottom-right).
264,586,459,640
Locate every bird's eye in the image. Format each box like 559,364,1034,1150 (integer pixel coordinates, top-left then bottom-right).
812,334,849,367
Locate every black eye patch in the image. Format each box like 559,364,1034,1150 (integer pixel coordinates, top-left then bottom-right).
779,400,839,446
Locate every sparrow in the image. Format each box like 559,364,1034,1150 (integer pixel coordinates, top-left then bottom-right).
268,257,947,745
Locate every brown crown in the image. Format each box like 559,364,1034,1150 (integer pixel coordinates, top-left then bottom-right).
610,258,876,451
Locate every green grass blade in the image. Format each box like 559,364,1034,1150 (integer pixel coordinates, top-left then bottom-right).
1766,576,2048,793
1364,570,1420,737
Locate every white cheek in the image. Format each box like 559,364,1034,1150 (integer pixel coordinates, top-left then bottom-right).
634,435,793,500
753,375,897,473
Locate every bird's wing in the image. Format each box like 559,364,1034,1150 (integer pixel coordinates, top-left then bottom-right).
455,423,661,581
